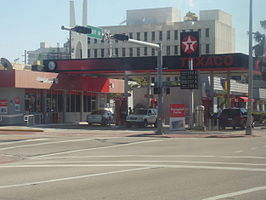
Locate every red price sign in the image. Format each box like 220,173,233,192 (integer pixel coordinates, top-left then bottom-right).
170,104,185,118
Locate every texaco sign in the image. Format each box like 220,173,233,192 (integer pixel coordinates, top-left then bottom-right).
180,31,200,57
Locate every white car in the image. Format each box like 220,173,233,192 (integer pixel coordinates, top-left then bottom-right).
87,110,114,126
126,108,157,127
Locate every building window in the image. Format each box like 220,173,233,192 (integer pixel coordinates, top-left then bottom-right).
122,48,126,57
101,38,104,43
152,32,155,41
144,32,148,41
174,30,178,40
198,29,201,38
137,32,140,40
159,31,163,41
94,49,97,58
151,48,155,56
129,48,133,57
115,48,119,57
87,38,91,44
174,45,178,55
129,32,133,39
151,77,155,83
206,44,210,54
167,31,171,40
94,39,97,44
166,77,171,81
101,49,104,58
206,28,209,37
144,47,147,56
88,49,91,58
137,48,140,56
166,46,170,55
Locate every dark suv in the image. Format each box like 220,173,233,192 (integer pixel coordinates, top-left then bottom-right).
218,108,252,130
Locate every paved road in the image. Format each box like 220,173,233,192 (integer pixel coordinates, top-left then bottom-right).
0,128,265,200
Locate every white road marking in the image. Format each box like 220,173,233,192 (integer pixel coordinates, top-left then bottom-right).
30,160,266,166
31,139,166,159
251,147,257,150
234,150,243,153
202,186,266,200
0,164,266,172
0,137,109,151
0,167,153,189
0,138,48,146
33,154,266,160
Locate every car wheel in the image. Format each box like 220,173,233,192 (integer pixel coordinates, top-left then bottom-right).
126,122,131,128
154,120,157,128
241,121,247,130
143,120,148,127
101,119,108,126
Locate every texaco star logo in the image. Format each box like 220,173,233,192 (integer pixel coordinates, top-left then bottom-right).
181,35,198,54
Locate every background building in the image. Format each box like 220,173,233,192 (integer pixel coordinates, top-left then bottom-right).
27,42,69,65
86,8,235,58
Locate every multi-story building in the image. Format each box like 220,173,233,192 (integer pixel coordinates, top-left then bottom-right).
27,42,69,65
87,8,235,58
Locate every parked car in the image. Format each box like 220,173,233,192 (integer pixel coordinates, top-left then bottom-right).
126,108,157,127
218,107,253,129
87,110,114,126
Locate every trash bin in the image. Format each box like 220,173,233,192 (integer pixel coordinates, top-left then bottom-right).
195,105,205,129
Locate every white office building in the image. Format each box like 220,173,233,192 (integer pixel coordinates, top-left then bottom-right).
87,8,235,58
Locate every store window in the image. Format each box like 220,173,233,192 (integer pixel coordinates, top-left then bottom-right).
25,89,43,113
83,94,96,112
66,93,81,112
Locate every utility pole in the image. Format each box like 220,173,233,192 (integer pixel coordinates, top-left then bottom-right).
246,0,253,135
111,34,164,134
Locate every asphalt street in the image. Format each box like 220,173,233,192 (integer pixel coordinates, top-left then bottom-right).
0,127,265,200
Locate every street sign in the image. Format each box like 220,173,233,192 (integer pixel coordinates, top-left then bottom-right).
180,70,198,89
87,25,103,40
163,81,180,87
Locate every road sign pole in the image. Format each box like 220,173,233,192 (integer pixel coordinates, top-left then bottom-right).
189,58,194,129
156,46,163,134
246,0,253,135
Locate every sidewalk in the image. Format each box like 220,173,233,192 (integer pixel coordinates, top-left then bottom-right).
0,123,265,138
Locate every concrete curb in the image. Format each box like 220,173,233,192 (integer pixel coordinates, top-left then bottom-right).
0,128,44,132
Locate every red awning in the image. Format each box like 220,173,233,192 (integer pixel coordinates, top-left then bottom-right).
239,97,255,102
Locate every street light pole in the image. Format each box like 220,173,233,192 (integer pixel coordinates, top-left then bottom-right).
246,0,253,135
156,46,163,134
111,34,164,134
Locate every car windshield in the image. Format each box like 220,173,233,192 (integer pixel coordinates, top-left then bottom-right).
133,109,148,115
221,109,240,116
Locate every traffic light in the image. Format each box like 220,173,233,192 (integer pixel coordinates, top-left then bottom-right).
153,87,161,94
165,87,170,95
72,26,92,34
112,34,129,41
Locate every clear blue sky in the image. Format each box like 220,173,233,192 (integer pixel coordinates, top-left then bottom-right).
0,0,265,63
